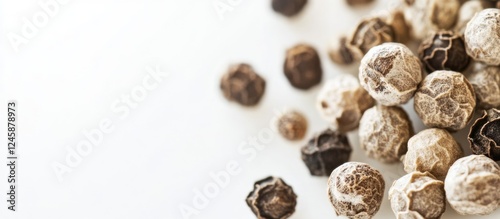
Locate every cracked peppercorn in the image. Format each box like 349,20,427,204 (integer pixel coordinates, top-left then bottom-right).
418,31,470,73
445,155,500,215
246,176,297,219
468,108,500,161
301,129,352,176
328,162,385,219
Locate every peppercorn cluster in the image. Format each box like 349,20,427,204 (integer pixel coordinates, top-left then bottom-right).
218,1,500,218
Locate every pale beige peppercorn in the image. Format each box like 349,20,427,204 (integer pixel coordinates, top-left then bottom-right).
359,105,413,163
402,128,463,179
328,162,385,219
454,1,484,35
389,171,446,219
403,0,460,40
468,66,500,109
359,43,423,106
276,110,307,141
445,155,500,215
414,70,476,131
464,8,500,65
317,74,375,133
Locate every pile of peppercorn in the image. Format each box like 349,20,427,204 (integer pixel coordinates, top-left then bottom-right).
219,0,500,218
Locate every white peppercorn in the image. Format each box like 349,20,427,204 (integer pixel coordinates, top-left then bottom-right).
454,1,484,35
328,162,385,219
359,42,423,106
317,74,375,133
359,105,413,163
389,171,446,219
445,155,500,215
414,70,476,131
403,0,460,40
464,8,500,65
402,128,463,179
468,66,500,109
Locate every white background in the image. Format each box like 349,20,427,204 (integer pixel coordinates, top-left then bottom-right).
0,0,498,218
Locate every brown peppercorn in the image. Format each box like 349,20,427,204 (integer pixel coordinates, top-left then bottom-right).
349,17,395,56
316,74,375,133
445,155,500,215
246,176,297,219
328,162,385,219
402,128,463,179
328,36,358,65
468,108,500,161
359,43,423,106
418,31,470,73
277,110,307,141
271,0,307,17
389,172,446,219
464,8,500,65
220,63,266,106
346,0,374,6
301,129,352,176
468,66,500,109
284,44,322,90
414,70,476,131
359,105,414,163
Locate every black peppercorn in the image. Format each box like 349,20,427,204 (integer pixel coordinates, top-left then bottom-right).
284,44,322,90
246,176,297,219
271,0,307,17
301,129,352,176
349,17,395,55
468,108,500,161
220,63,266,106
329,36,357,65
418,31,470,73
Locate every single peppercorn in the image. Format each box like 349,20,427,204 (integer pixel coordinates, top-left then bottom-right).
359,42,423,106
349,17,395,56
316,74,375,133
246,176,297,219
284,44,322,90
464,8,500,65
271,0,307,17
328,162,385,219
402,128,463,179
276,110,307,141
414,70,476,131
468,66,500,109
389,171,446,219
359,105,413,163
220,64,266,106
301,129,352,176
418,31,470,73
445,155,500,215
468,108,500,161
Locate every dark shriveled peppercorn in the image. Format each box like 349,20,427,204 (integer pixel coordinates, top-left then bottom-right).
418,31,470,73
301,129,352,176
468,108,500,161
271,0,307,17
284,44,323,90
246,176,297,219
